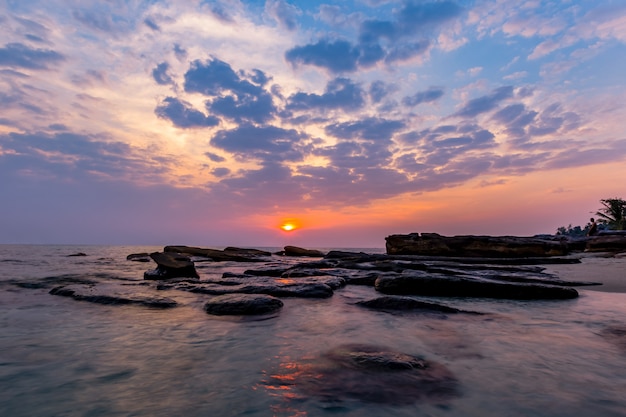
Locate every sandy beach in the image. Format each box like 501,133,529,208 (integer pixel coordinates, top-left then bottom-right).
543,253,626,293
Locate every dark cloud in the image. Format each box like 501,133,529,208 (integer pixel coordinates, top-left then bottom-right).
205,152,225,162
287,78,365,112
174,44,187,61
286,2,462,73
325,117,405,141
182,58,277,123
210,124,305,161
184,58,269,97
155,97,220,128
0,131,155,180
0,43,65,70
212,167,230,177
208,91,276,124
452,86,514,118
144,17,160,31
369,80,397,103
402,86,444,106
266,0,302,31
152,62,174,85
285,39,361,73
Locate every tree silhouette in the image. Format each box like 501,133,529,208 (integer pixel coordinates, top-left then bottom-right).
595,198,626,230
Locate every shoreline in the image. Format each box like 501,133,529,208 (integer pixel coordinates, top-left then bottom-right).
542,253,626,293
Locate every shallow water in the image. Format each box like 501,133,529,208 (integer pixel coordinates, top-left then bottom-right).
1,245,626,416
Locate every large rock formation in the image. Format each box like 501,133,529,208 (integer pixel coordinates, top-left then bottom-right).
144,252,199,279
386,233,569,257
585,233,626,253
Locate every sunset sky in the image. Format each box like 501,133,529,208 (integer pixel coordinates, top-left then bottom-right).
1,0,625,248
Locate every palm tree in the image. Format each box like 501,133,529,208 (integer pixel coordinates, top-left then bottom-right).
595,198,626,230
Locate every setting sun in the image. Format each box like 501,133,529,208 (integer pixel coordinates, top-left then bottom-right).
280,223,296,232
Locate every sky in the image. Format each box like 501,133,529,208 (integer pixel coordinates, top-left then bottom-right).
1,0,626,248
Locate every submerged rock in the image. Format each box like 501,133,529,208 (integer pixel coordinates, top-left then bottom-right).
356,296,483,315
264,343,459,405
49,285,177,308
203,294,283,315
127,253,151,262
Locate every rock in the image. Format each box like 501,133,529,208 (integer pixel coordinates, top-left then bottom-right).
67,252,87,257
283,246,326,257
144,252,199,279
356,296,482,314
163,245,268,262
126,253,151,262
203,294,283,315
264,343,458,405
375,271,579,300
385,233,569,257
49,285,177,308
586,235,626,253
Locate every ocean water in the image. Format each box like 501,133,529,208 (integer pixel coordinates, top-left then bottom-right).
1,245,626,417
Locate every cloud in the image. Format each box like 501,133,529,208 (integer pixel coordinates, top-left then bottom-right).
325,117,405,141
152,62,175,85
402,86,444,106
285,39,362,73
144,17,160,31
287,77,365,112
0,43,65,70
265,0,302,31
369,80,397,103
452,86,514,118
210,124,306,161
155,97,220,128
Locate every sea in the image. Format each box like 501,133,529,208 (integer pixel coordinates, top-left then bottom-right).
1,244,626,417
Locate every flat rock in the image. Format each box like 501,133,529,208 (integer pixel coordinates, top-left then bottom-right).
386,233,569,257
357,296,483,314
49,284,177,308
375,271,579,300
203,294,283,315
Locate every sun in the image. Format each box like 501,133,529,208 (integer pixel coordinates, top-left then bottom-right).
280,223,296,232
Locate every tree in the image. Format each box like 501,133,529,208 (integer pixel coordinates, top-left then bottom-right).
595,198,626,230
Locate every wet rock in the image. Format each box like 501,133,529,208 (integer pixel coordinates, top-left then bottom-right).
283,246,326,257
144,252,199,280
357,296,483,314
203,294,283,315
67,252,87,257
163,245,268,262
375,271,579,300
127,253,151,262
49,285,177,308
265,343,458,405
386,233,569,257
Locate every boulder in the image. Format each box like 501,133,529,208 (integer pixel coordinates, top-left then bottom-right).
203,294,283,315
144,252,199,279
385,233,569,257
283,246,326,257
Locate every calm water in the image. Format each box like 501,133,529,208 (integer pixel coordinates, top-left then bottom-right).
1,245,626,417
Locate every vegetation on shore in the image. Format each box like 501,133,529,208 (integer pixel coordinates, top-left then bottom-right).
557,198,626,236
